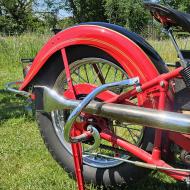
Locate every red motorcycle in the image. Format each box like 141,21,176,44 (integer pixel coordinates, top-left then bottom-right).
6,3,190,189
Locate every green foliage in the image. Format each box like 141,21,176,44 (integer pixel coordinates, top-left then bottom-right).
0,0,40,33
105,0,149,34
65,0,106,23
105,0,126,25
0,0,190,35
41,0,65,28
58,17,75,29
160,0,190,12
127,0,149,34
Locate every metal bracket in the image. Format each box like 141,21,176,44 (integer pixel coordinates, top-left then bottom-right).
5,81,31,97
163,27,188,67
64,77,140,150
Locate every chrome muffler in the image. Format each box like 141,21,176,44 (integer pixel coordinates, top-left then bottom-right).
35,78,190,140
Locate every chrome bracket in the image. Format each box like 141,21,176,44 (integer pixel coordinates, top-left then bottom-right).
85,125,101,152
162,27,188,67
5,80,31,97
64,77,140,149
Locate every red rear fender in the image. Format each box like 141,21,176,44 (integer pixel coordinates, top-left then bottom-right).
20,24,160,90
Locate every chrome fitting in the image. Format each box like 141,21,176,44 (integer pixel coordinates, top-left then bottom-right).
63,77,139,144
85,125,101,152
136,85,142,93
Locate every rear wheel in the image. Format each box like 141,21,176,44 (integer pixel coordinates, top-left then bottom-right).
36,46,162,188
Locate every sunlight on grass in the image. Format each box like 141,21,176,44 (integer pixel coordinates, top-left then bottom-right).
148,37,190,63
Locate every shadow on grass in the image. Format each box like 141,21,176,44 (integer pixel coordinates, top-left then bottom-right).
0,89,33,122
0,90,188,190
94,172,188,190
125,173,187,190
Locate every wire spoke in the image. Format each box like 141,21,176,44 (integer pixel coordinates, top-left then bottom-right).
127,128,141,138
73,70,89,83
52,58,145,168
112,125,142,132
126,128,137,144
125,126,141,131
70,77,78,85
114,68,118,81
83,64,90,83
122,73,126,80
90,63,97,83
93,63,106,84
104,65,112,82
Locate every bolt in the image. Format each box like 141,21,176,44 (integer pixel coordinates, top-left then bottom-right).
160,81,165,87
185,154,190,163
136,85,142,93
87,118,94,122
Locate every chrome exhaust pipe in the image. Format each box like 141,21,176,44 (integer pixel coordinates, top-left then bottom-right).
35,82,190,136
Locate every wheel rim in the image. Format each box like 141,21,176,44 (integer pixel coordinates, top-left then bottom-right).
51,58,144,168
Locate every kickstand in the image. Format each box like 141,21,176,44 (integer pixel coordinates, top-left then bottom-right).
71,129,85,190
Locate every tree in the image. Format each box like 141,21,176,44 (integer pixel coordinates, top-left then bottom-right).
0,0,40,33
105,0,126,25
105,0,149,34
65,0,106,23
38,0,65,28
127,0,149,34
160,0,190,13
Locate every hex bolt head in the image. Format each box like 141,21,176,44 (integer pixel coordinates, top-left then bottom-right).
160,81,165,87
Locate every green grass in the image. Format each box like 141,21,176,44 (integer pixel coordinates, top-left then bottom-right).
149,37,190,63
0,33,188,190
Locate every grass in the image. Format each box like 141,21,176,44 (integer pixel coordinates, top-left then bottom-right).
0,33,188,190
149,37,190,63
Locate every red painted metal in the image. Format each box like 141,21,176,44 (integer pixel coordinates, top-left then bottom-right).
69,66,190,182
62,62,190,183
71,127,85,190
64,83,118,101
152,81,168,160
169,132,190,152
61,48,75,97
64,83,135,105
64,66,189,182
19,24,190,184
20,25,160,91
107,67,182,104
61,48,85,190
100,130,188,181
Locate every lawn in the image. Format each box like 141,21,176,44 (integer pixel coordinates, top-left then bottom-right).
0,33,188,190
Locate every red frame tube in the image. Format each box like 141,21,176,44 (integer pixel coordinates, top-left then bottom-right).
107,67,190,181
61,49,85,190
108,67,183,103
100,130,188,181
152,80,168,160
69,66,190,183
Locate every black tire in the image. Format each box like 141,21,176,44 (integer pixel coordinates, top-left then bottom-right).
35,45,165,188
